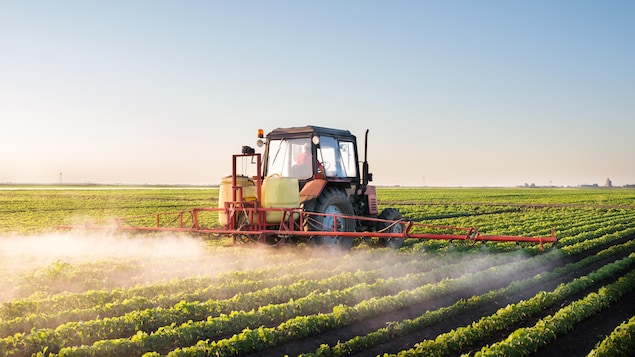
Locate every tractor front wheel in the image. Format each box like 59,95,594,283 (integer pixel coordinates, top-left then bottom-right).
310,187,355,250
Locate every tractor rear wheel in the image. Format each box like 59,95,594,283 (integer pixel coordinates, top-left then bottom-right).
310,187,355,250
377,208,405,249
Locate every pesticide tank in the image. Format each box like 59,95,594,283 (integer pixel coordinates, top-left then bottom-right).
218,175,257,225
262,176,300,224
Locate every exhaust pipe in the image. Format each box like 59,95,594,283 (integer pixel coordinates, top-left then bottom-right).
362,129,372,188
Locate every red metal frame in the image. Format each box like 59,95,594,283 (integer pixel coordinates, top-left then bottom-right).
58,153,557,251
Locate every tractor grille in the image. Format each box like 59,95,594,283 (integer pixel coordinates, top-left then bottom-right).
366,186,379,216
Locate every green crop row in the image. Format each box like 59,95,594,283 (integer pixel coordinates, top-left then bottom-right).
588,315,635,357
0,249,323,319
389,253,635,357
43,253,519,357
475,268,635,356
0,248,481,338
140,250,568,357
303,237,635,357
2,251,517,356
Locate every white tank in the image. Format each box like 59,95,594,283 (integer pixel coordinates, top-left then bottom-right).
218,175,256,225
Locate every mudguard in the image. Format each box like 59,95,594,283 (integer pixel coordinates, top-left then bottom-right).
299,179,327,204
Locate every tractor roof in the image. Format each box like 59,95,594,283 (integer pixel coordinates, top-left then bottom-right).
267,125,355,140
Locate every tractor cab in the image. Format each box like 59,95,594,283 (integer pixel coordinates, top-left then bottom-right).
254,126,380,249
259,126,361,190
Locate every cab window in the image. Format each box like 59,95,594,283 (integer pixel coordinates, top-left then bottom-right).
266,137,312,179
317,136,356,178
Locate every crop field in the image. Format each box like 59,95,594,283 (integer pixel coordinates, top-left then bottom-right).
1,186,634,356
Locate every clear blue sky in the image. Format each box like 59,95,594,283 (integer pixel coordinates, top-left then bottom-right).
1,1,633,186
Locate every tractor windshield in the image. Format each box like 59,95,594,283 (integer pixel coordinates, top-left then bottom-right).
266,138,313,179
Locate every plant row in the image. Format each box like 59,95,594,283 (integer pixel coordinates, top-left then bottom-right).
587,315,635,357
1,251,521,356
132,250,568,357
302,237,635,356
0,248,482,337
389,253,635,357
474,269,635,356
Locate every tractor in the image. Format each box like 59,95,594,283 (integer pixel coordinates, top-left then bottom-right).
254,125,403,249
60,125,557,251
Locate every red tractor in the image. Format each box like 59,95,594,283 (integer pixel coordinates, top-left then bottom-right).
61,125,556,251
254,125,403,249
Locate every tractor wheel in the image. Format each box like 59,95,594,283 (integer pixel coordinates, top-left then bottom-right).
310,187,355,250
377,208,405,249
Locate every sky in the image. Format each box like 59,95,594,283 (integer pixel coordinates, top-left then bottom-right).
1,1,633,187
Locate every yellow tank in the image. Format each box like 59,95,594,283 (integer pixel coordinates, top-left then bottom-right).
218,175,257,225
262,176,300,224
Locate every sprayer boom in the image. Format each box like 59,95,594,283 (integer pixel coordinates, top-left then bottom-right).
58,205,557,251
58,126,557,252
